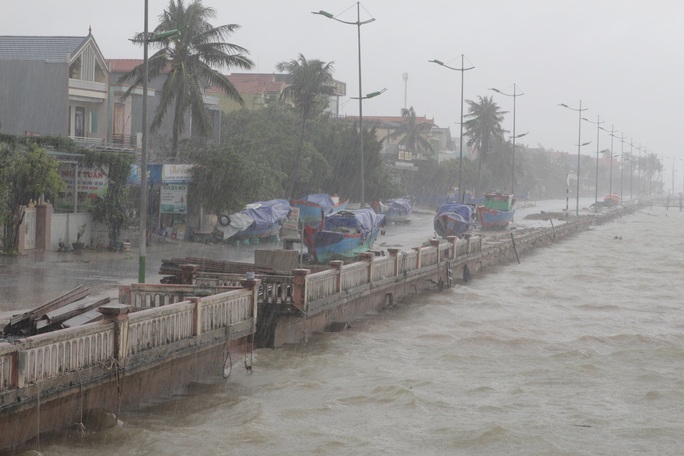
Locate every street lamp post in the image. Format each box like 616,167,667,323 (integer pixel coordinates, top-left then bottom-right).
619,133,625,201
607,125,617,196
314,4,375,207
559,101,589,216
490,84,524,195
133,2,181,282
429,56,474,202
139,0,150,283
582,115,604,205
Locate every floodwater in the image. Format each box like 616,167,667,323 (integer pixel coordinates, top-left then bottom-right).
6,200,684,455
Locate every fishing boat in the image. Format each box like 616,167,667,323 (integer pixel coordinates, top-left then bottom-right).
216,199,292,243
382,196,414,223
291,193,348,225
433,202,476,237
303,208,385,263
476,192,516,229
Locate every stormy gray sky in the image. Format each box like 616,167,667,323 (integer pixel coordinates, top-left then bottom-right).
3,0,683,190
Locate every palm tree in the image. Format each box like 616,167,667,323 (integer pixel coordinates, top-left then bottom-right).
463,95,507,195
120,0,253,158
276,54,336,198
388,106,435,159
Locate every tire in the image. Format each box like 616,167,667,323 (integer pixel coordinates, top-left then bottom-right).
218,215,231,227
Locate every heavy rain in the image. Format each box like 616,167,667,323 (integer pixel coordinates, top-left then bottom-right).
1,1,684,454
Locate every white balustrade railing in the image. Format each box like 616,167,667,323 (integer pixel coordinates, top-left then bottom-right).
16,322,116,385
421,246,439,266
341,262,370,290
400,250,419,273
372,256,396,281
306,270,337,302
127,302,195,356
454,238,469,257
0,343,17,391
199,289,253,333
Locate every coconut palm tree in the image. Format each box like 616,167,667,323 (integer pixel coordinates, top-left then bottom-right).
276,54,336,198
120,0,253,158
388,106,435,159
463,95,507,195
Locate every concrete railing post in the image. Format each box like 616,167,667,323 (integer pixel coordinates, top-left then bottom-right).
190,297,201,335
447,236,457,258
359,252,375,283
413,247,422,269
292,269,311,313
388,248,400,276
97,303,132,362
179,264,199,285
329,260,344,293
240,277,262,322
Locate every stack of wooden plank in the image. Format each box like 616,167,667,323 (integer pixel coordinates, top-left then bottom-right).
159,257,277,280
2,286,108,337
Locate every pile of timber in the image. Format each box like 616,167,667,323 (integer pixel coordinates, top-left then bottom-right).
2,286,109,337
159,257,278,283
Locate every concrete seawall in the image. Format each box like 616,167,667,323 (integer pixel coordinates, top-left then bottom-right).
0,206,636,450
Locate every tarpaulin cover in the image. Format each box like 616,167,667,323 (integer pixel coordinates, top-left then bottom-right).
241,199,292,230
298,194,336,211
323,208,385,240
436,203,474,220
215,212,254,239
386,198,412,215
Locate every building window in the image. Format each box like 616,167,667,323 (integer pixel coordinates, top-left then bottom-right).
69,56,82,79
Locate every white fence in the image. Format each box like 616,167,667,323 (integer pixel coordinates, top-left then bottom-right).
1,285,258,392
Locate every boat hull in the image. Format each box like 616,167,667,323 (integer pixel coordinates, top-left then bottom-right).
307,230,381,263
477,207,515,229
434,214,473,237
231,224,282,242
293,200,349,225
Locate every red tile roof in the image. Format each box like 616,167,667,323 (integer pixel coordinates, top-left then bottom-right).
108,59,173,74
222,73,286,95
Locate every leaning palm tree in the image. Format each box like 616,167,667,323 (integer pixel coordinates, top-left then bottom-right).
388,106,435,159
463,95,507,196
120,0,253,158
276,54,335,198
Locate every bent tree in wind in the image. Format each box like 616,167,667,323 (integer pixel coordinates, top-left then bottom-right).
277,54,336,199
463,95,506,196
120,0,253,158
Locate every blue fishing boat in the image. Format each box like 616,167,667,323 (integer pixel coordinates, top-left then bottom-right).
434,202,476,237
291,194,348,225
384,196,414,223
217,199,292,243
476,193,516,229
303,208,385,263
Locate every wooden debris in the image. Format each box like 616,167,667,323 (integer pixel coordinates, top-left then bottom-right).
3,286,91,337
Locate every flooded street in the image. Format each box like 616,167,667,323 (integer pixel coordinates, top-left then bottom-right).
6,200,683,455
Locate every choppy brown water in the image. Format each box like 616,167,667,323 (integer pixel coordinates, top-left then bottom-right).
12,204,684,455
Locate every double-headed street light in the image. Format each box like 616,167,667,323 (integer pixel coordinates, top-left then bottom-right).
429,56,474,202
559,101,589,216
314,3,376,207
490,84,524,195
582,115,604,206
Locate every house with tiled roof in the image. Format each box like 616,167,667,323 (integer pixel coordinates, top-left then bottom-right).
207,73,346,116
0,32,110,143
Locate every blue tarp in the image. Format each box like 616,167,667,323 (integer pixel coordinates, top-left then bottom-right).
386,197,412,215
299,193,336,211
324,208,385,240
241,199,292,230
437,203,474,220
